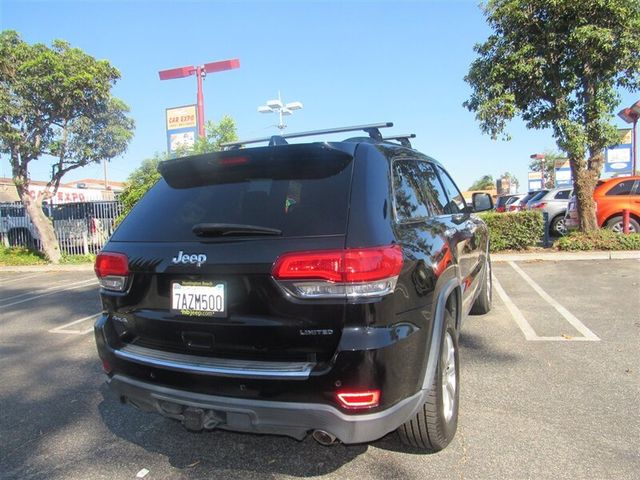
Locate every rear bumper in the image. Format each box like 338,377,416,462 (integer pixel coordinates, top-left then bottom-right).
109,373,426,444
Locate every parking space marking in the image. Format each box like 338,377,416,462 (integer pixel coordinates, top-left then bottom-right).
0,279,97,309
0,278,88,302
0,273,49,286
493,271,600,342
49,313,101,335
508,262,600,341
492,274,538,340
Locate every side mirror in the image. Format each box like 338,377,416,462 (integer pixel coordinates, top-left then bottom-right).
472,192,494,212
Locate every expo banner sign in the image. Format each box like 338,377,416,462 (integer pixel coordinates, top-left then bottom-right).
166,105,198,154
604,128,632,175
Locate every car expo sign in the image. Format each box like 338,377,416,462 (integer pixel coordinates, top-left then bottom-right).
166,105,198,155
527,171,543,190
554,160,573,187
604,129,633,175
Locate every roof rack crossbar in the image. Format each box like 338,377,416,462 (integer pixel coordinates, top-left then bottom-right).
221,122,394,149
382,134,416,148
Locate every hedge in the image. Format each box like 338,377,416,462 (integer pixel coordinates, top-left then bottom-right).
477,211,544,252
555,230,640,251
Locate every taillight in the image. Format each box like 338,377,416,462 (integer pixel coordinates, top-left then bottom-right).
94,252,129,292
272,245,402,299
532,202,547,209
336,390,381,410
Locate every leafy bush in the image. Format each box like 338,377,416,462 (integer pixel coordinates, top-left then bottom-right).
555,230,640,251
478,211,544,252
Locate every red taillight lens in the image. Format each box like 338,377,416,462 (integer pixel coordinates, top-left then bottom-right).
343,246,403,282
336,390,380,410
532,202,547,209
95,252,129,291
94,252,129,277
272,245,402,283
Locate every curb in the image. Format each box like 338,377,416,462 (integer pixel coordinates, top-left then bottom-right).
492,250,640,262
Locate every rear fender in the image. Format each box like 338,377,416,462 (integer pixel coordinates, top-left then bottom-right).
420,277,461,390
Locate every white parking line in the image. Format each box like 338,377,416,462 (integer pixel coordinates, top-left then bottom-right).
492,275,538,340
0,278,88,302
508,262,600,341
49,313,101,335
0,279,98,309
493,269,600,342
0,272,49,286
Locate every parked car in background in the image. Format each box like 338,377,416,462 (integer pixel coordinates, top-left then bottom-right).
523,189,550,210
565,176,640,233
494,195,515,212
0,201,122,253
507,191,540,212
504,193,527,212
528,187,573,236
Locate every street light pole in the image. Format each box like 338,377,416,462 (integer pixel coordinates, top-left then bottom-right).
617,100,640,175
258,92,303,131
530,153,546,188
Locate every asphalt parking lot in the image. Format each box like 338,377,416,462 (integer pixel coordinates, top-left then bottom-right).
1,259,639,480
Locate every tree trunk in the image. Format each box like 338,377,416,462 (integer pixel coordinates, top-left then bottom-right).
18,191,62,264
570,157,599,232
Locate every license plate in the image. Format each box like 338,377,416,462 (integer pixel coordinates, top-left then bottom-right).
171,281,226,317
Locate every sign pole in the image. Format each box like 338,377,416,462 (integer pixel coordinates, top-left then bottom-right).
196,66,205,138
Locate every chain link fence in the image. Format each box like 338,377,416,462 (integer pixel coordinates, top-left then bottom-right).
0,201,123,256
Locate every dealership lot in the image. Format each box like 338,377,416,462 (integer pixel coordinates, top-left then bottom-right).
1,260,639,480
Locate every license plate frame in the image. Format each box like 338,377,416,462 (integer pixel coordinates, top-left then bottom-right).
171,281,226,317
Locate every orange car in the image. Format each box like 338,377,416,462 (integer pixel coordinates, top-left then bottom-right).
565,176,640,232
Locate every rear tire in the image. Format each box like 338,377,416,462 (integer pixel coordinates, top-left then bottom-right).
606,215,639,234
550,215,567,237
397,310,459,452
470,255,492,315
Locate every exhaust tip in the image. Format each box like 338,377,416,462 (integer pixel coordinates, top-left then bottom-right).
312,430,337,446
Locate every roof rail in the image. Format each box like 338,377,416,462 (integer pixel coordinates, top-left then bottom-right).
221,122,394,149
382,134,416,148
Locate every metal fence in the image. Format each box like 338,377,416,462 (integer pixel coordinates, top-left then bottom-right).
0,201,123,256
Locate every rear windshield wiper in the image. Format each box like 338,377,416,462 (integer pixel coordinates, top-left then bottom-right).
192,223,282,237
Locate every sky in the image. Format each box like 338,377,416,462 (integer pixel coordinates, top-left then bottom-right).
1,0,638,191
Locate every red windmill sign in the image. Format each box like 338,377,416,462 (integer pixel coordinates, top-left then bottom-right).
159,58,240,137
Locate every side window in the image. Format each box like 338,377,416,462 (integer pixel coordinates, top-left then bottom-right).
554,189,571,200
606,180,635,196
392,160,430,223
435,165,467,214
418,163,448,216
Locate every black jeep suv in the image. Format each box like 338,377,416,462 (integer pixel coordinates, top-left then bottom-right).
94,123,493,452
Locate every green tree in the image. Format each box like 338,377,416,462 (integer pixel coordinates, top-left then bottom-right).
528,150,566,189
499,171,520,191
0,31,134,262
464,0,640,231
118,116,238,220
469,174,495,191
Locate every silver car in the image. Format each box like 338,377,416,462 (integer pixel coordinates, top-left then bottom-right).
528,187,573,236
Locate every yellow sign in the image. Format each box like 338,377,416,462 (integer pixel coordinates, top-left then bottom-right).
166,105,197,130
619,128,632,145
528,171,542,180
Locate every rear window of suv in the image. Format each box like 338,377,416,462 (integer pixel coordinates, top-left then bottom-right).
111,146,354,242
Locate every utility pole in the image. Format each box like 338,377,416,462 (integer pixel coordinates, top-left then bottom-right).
159,59,240,137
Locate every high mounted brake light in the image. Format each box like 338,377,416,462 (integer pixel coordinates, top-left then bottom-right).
272,245,402,299
95,252,129,292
